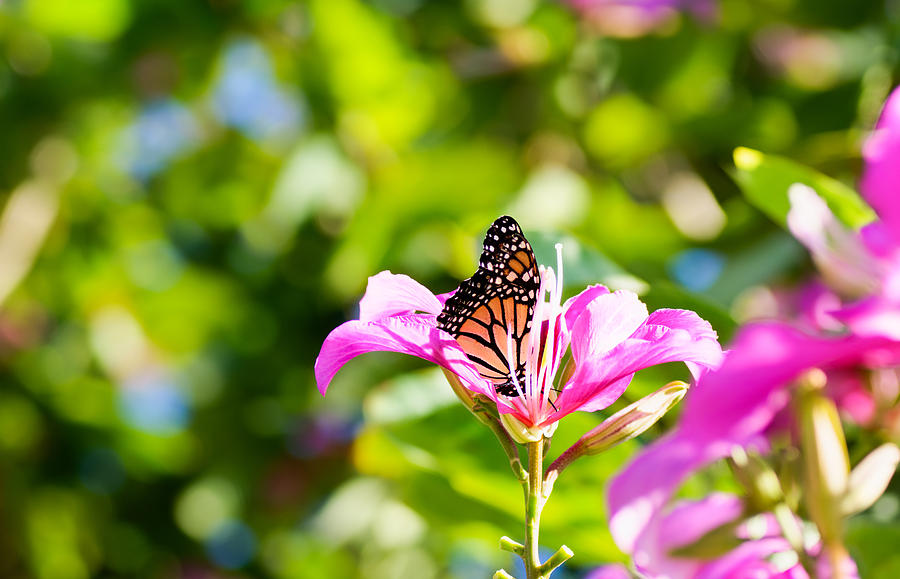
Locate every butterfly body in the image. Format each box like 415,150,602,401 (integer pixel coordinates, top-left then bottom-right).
437,216,539,396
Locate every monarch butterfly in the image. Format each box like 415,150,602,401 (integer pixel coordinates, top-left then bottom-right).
437,216,539,396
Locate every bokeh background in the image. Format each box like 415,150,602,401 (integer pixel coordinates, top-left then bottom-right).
1,0,899,577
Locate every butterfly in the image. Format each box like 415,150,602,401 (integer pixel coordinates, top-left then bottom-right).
437,216,540,396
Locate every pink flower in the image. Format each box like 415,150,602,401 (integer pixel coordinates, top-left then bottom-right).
592,493,812,578
607,322,898,577
566,0,716,37
861,86,900,238
787,86,900,340
315,248,722,431
638,493,809,578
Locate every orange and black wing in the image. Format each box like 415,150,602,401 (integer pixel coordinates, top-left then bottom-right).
437,216,539,396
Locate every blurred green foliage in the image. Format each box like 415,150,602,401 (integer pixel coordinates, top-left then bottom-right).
1,0,899,577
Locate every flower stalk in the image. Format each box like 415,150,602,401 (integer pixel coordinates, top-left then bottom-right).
525,440,544,578
502,437,572,579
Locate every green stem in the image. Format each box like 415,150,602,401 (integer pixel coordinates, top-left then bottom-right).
544,440,583,494
525,439,544,579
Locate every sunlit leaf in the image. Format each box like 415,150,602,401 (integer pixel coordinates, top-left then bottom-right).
732,147,876,229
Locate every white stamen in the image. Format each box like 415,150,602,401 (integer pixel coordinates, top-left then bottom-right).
506,321,526,399
499,243,568,424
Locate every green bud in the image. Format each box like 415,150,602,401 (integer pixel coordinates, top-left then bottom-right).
577,381,688,455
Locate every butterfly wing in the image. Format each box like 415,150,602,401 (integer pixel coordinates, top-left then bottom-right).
437,216,539,396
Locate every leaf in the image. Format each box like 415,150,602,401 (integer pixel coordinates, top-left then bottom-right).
846,519,900,578
732,147,876,230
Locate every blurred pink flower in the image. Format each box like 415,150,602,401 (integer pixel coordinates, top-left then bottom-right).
315,265,721,430
607,322,897,578
637,493,811,578
788,86,900,340
566,0,716,37
740,281,878,426
861,86,900,235
775,85,900,428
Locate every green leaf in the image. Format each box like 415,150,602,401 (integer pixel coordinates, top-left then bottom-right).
732,147,876,230
846,519,900,578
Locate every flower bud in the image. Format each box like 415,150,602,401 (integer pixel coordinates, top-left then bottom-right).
842,443,900,517
577,381,688,455
796,377,849,545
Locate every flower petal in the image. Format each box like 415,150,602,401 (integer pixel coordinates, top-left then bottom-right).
570,290,649,363
557,308,722,418
696,537,800,579
314,313,488,395
830,294,900,341
787,184,880,297
862,86,900,234
358,271,443,322
563,284,611,332
636,493,746,579
608,433,708,554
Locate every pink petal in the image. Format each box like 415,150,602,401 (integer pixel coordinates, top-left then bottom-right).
558,308,722,417
787,184,838,256
563,284,611,331
787,185,880,298
436,289,456,306
826,369,876,426
570,290,649,364
627,492,795,579
816,551,859,579
660,493,744,550
608,433,726,554
859,220,899,260
358,271,443,322
831,295,900,341
696,538,800,579
314,313,488,395
559,375,632,416
862,86,900,234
